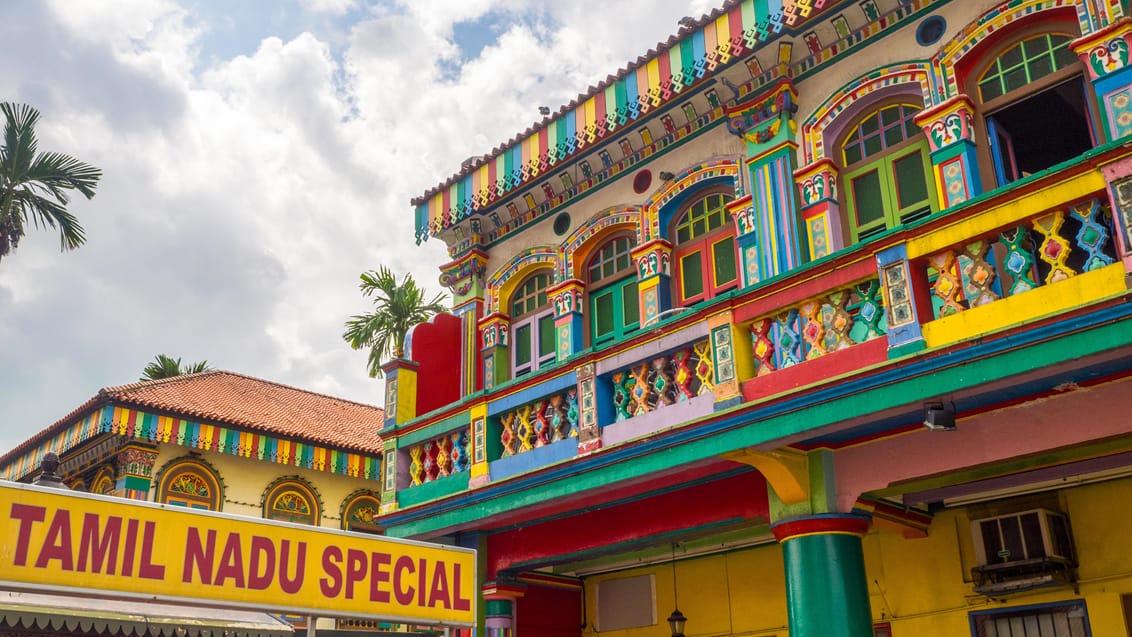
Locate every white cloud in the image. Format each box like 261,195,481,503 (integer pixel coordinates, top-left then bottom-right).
0,0,710,453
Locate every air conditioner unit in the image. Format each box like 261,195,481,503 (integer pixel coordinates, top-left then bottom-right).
970,508,1076,595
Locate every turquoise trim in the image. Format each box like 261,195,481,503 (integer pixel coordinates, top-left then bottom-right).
382,303,1132,536
398,472,470,508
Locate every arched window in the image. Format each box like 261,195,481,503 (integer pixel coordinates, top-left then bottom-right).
341,490,384,534
157,460,222,511
510,271,555,377
840,102,936,243
90,465,116,496
971,30,1094,186
263,478,321,525
672,190,738,305
587,235,639,344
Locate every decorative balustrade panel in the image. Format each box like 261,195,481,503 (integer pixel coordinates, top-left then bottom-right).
749,279,887,376
610,340,714,421
407,428,470,487
499,389,580,457
925,199,1117,318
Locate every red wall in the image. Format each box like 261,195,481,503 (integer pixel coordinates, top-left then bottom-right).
409,312,463,415
486,471,769,578
517,584,582,637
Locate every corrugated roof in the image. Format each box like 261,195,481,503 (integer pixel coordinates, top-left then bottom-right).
1,371,384,466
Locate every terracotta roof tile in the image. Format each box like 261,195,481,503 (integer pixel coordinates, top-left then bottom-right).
1,371,383,465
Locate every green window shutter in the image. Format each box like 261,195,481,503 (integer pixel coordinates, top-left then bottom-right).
514,323,532,369
892,149,931,222
538,314,556,359
850,168,886,230
592,289,616,341
712,236,737,288
621,279,640,331
680,251,704,301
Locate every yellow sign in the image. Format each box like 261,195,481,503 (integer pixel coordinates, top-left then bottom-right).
0,482,476,626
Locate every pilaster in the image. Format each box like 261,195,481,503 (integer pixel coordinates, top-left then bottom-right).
478,313,511,391
381,358,420,431
1073,18,1132,142
548,279,585,359
469,402,493,488
876,244,929,357
575,363,602,454
794,158,842,259
728,80,805,282
914,95,982,208
114,443,158,501
631,239,673,325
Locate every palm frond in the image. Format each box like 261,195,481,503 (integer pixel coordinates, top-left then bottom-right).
0,102,100,262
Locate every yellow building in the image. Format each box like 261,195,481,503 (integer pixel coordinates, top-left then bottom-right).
0,370,391,632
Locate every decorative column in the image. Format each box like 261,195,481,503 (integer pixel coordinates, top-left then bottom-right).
478,313,511,391
707,311,752,409
913,95,982,208
468,402,494,488
876,244,930,357
381,358,419,432
631,239,673,325
1100,156,1132,276
575,363,602,454
772,513,874,637
379,358,421,515
548,279,585,359
728,81,805,283
115,443,158,500
379,443,400,514
482,580,525,637
1073,17,1132,142
440,250,488,397
794,158,842,259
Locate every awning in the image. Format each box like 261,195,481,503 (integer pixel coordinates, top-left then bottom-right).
0,591,295,637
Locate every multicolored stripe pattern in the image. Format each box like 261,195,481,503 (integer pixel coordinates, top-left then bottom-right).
1,405,381,482
415,0,807,243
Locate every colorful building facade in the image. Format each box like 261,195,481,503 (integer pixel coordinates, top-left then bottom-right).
380,0,1132,635
0,371,391,632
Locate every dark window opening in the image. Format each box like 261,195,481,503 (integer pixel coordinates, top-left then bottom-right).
987,78,1094,186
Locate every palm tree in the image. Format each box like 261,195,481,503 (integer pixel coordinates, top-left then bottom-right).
0,102,102,262
343,266,448,378
140,354,212,381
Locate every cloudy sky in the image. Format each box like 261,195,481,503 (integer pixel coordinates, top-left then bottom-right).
0,0,716,452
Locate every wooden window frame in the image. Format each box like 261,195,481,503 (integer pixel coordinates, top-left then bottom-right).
964,22,1099,190
837,100,937,245
588,235,639,345
157,461,221,511
672,189,738,306
264,479,320,526
510,270,555,378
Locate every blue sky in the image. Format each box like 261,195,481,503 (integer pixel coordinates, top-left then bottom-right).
0,0,714,453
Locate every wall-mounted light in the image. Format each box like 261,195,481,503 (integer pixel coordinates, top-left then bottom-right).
668,543,687,637
659,171,675,181
923,401,956,431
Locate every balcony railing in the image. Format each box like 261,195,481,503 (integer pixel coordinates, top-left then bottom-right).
610,340,714,421
923,198,1117,318
407,429,470,486
499,389,580,456
749,279,887,374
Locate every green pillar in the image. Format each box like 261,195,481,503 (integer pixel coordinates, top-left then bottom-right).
772,513,873,637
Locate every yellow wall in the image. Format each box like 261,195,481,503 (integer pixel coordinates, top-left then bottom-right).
583,477,1132,636
150,443,380,530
